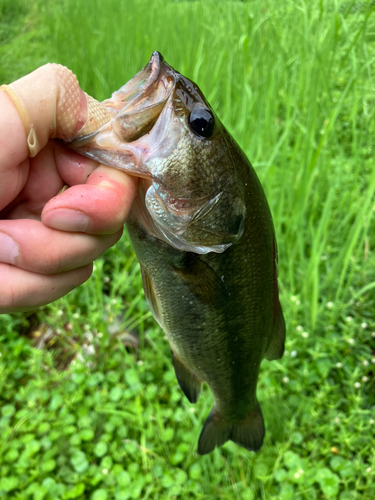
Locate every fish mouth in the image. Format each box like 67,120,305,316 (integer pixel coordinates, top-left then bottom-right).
105,51,167,114
69,51,177,173
102,51,175,142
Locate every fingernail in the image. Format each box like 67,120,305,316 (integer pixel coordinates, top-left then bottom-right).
0,232,19,264
43,209,91,232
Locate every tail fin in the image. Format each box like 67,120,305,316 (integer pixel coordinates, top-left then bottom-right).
197,403,265,455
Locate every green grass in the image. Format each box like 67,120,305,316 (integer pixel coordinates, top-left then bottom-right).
1,0,375,498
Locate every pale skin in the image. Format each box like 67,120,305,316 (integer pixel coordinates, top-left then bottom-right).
0,65,138,313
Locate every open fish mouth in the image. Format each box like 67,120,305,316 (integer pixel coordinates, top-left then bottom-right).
102,52,175,142
70,51,176,175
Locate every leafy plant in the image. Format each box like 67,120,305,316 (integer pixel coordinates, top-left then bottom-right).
1,0,374,499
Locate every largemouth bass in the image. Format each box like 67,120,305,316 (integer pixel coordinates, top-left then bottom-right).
69,52,285,455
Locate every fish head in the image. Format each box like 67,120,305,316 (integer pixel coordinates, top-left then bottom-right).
70,52,246,254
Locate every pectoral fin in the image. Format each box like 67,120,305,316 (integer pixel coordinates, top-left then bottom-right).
265,305,285,361
171,350,202,404
173,254,229,308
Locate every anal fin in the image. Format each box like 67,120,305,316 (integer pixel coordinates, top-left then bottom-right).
171,350,202,404
265,305,286,361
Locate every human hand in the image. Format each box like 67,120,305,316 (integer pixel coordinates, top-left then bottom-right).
0,64,138,313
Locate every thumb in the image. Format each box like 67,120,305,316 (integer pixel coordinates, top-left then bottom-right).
1,64,113,157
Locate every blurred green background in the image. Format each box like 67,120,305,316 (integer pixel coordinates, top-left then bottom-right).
0,0,374,499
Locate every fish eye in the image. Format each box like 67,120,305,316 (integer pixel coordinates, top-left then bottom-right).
188,108,215,138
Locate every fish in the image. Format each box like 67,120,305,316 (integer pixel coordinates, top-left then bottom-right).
69,51,286,455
